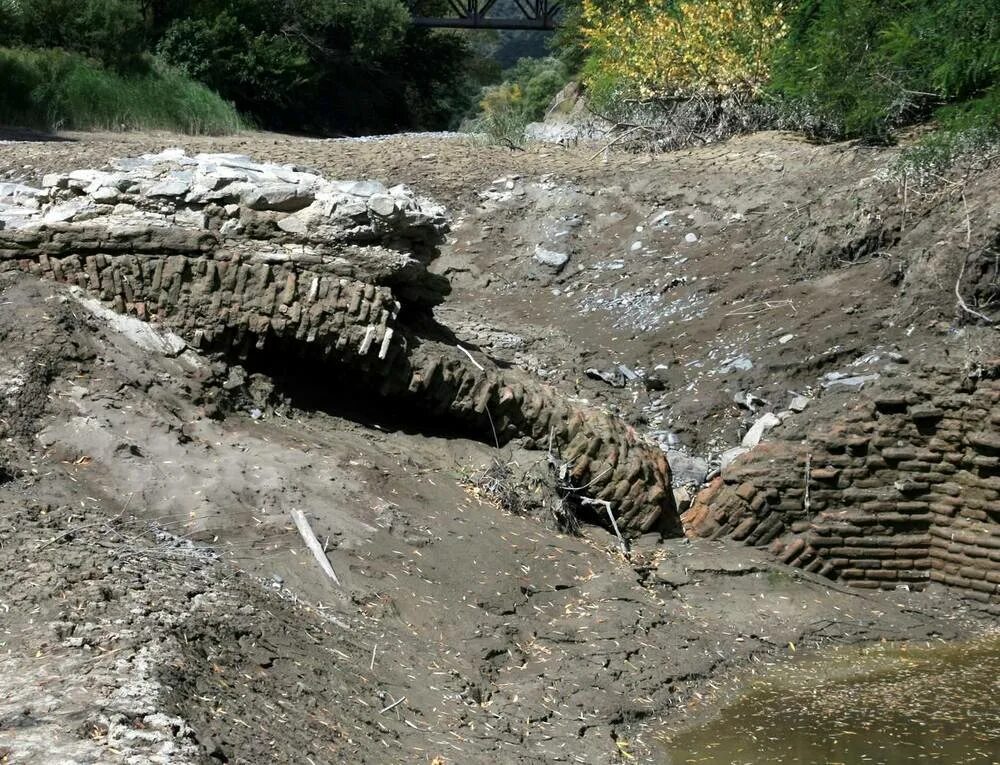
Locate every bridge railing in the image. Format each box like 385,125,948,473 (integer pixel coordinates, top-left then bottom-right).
407,0,561,30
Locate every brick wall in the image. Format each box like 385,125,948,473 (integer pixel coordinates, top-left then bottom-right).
0,231,680,536
684,362,1000,607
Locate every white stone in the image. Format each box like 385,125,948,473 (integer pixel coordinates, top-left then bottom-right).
145,148,192,164
788,395,810,412
91,187,119,204
533,245,570,273
41,173,68,189
822,372,880,390
68,169,105,184
69,286,187,356
0,182,44,199
42,199,94,224
666,450,709,487
719,355,753,374
741,412,782,449
276,216,309,236
331,180,387,197
148,177,190,197
719,446,749,470
242,182,314,212
368,194,398,217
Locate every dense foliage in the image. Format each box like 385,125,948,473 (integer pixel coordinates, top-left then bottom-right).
0,46,243,133
552,0,998,148
0,0,491,134
770,0,1000,141
581,0,786,99
473,56,569,145
2,0,996,147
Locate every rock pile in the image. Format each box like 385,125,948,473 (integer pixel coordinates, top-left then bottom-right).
3,148,447,240
0,151,681,537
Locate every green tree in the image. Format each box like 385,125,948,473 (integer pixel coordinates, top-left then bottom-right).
770,0,1000,141
13,0,147,71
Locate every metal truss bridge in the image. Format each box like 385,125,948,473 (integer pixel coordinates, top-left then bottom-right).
407,0,561,31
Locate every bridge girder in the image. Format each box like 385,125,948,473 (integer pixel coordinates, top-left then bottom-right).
408,0,561,31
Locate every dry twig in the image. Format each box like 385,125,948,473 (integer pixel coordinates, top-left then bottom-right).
579,497,629,558
290,509,341,586
955,191,994,324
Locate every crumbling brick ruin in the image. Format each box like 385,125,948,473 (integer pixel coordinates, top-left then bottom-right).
684,362,1000,609
0,151,679,536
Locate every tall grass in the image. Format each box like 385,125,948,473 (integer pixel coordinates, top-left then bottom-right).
0,47,245,134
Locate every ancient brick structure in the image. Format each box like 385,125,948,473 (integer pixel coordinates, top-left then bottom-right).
684,362,1000,608
0,152,679,536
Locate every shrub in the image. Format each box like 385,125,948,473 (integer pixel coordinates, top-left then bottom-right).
153,0,473,134
504,57,569,122
156,13,312,112
889,85,1000,183
10,0,147,72
0,1,20,45
550,0,588,73
1,0,481,135
0,47,244,134
477,82,529,146
580,0,787,99
470,57,570,146
770,0,1000,141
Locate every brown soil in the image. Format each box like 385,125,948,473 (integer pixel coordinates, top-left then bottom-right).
0,130,997,765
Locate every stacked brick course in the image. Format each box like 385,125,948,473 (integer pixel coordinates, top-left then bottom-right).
685,361,1000,606
0,154,681,536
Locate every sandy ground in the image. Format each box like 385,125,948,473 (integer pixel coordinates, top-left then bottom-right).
0,129,998,764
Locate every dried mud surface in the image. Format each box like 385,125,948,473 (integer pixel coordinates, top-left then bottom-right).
0,130,998,764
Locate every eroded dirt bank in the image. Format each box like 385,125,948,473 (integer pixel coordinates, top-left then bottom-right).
0,131,997,764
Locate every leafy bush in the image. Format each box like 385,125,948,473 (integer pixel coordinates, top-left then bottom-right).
889,85,1000,183
153,0,477,134
0,1,19,44
504,57,570,121
0,47,244,134
550,0,588,73
156,13,312,113
8,0,147,72
580,0,787,99
476,82,529,146
1,0,483,135
472,57,569,146
770,0,1000,141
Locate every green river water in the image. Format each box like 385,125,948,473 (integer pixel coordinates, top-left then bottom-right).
661,633,1000,765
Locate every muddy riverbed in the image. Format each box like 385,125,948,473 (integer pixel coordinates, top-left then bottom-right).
660,632,1000,764
0,129,998,764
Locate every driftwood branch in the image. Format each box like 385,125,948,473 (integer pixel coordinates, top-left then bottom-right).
589,126,655,161
457,344,485,371
955,258,994,324
803,453,812,515
380,695,406,715
955,191,995,324
579,497,629,557
291,509,341,586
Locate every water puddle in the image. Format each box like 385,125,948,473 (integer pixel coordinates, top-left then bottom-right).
660,633,1000,764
